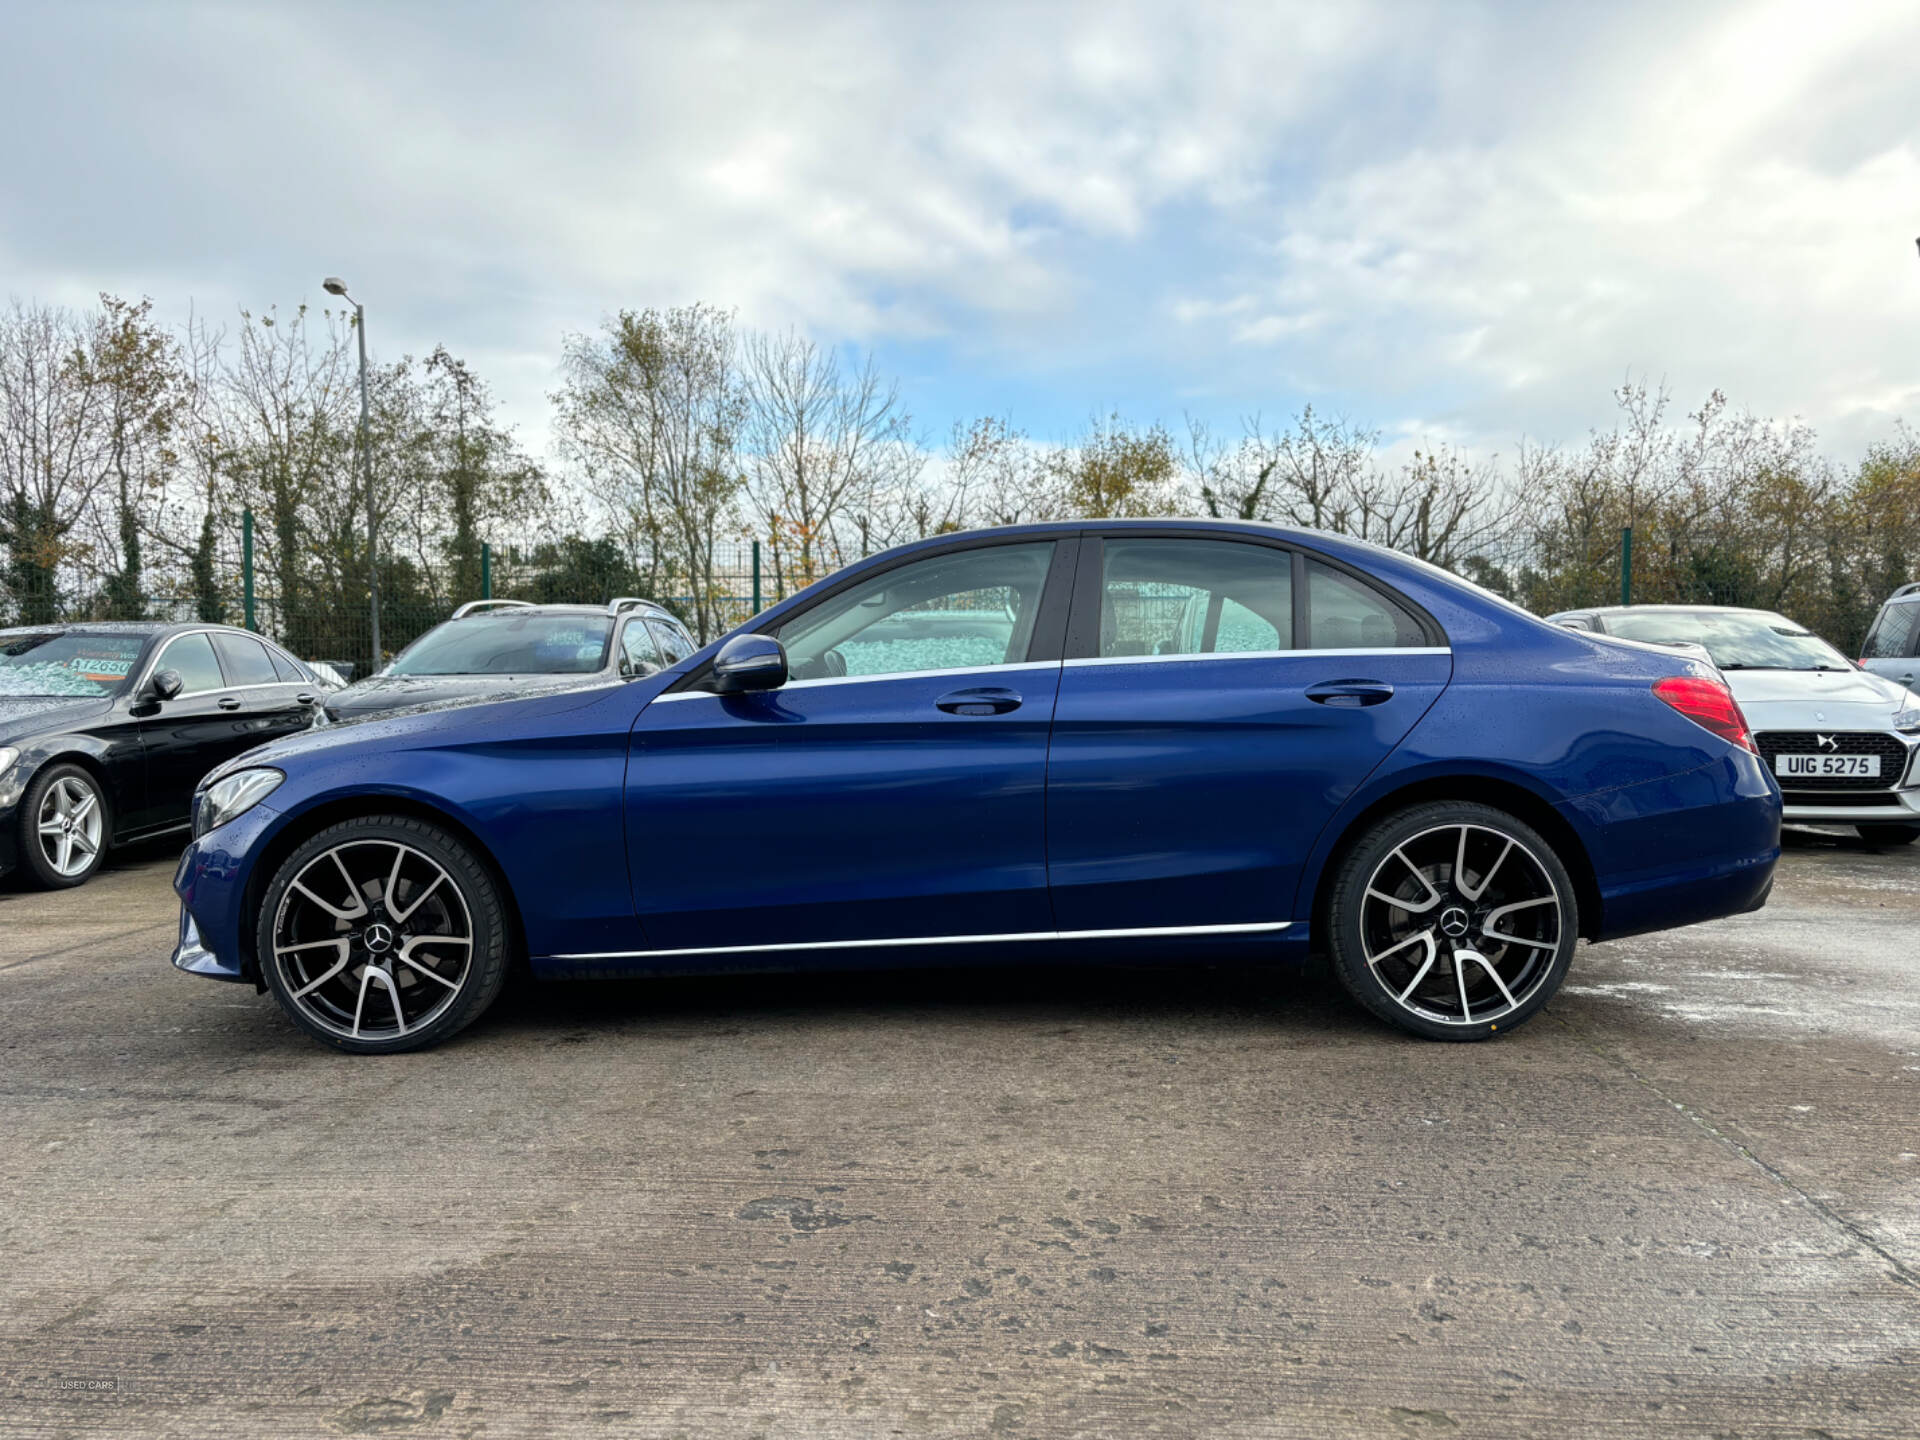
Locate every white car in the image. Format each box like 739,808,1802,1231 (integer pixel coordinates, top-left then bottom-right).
1547,605,1920,846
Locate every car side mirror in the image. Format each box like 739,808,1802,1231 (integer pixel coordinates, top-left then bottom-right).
712,634,788,694
148,669,184,702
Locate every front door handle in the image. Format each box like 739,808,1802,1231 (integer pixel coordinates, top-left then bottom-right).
217,696,243,712
935,686,1023,716
1306,678,1394,708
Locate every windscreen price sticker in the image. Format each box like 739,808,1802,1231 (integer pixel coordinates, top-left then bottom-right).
68,651,137,684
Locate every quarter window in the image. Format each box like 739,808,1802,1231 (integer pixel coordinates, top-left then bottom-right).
212,632,278,686
1863,603,1918,660
778,542,1056,681
268,648,306,682
156,633,225,694
1305,561,1427,650
1097,539,1290,658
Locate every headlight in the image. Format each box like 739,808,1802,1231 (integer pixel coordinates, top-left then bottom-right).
1895,703,1920,735
194,768,284,837
0,747,18,779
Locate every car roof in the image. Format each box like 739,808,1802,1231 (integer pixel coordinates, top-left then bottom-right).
1549,604,1786,620
0,620,252,642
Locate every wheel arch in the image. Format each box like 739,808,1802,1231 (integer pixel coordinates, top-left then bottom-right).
1308,773,1604,943
240,793,529,983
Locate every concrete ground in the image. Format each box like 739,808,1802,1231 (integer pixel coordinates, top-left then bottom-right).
2,830,1917,1438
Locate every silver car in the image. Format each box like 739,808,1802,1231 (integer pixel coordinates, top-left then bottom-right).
1548,604,1920,846
1860,583,1920,696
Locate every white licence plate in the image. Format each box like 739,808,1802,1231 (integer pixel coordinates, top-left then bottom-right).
1774,753,1879,779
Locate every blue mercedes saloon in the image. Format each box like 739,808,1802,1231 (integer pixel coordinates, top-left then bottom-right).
170,521,1781,1053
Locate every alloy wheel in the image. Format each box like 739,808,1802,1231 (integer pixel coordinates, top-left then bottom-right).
36,775,103,879
270,840,475,1041
1358,822,1564,1028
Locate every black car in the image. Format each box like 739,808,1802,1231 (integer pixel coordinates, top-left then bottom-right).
323,598,700,723
0,622,327,889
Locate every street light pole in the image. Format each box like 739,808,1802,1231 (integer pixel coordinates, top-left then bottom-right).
323,277,379,670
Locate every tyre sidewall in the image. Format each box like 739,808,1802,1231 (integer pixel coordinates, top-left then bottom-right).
1327,800,1579,1042
17,762,110,890
257,815,510,1054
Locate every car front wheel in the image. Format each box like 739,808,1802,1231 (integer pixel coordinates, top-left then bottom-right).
18,763,109,889
257,815,511,1054
1326,801,1579,1042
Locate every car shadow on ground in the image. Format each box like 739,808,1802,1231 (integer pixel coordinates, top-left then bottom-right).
478,951,1361,1042
1780,822,1916,852
0,834,186,896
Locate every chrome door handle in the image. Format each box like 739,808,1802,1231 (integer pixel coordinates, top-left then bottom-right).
935,687,1022,716
217,696,243,712
1306,679,1394,708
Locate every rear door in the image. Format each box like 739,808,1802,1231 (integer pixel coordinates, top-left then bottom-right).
211,632,318,747
1860,600,1919,694
1044,533,1453,933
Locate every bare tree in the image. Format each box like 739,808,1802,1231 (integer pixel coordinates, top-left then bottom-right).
0,299,122,620
554,305,746,640
742,330,919,589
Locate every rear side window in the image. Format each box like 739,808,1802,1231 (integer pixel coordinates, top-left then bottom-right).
1098,539,1291,658
213,633,278,686
157,633,225,694
1305,562,1428,650
1863,602,1919,660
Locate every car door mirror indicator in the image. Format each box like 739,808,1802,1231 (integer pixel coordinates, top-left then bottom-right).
712,634,789,694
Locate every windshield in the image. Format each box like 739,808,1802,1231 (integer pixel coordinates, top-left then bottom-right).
1604,611,1852,671
384,614,613,677
0,632,147,697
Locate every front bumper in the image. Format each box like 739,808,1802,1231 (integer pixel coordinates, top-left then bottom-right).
1782,788,1920,825
169,801,282,983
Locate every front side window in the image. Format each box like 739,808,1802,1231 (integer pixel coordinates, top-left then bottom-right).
648,619,694,666
157,632,225,694
1863,603,1919,660
621,621,663,676
1098,539,1291,659
0,631,146,697
1306,562,1428,649
779,542,1055,681
385,614,613,676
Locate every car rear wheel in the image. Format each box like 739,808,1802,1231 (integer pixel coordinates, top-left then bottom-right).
18,763,109,889
258,815,511,1054
1326,801,1578,1042
1856,823,1920,846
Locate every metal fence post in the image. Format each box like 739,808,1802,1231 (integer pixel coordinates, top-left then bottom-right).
242,509,256,632
481,543,491,600
1619,526,1633,607
751,541,762,614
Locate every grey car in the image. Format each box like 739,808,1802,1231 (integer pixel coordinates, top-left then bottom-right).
323,599,699,724
1860,583,1920,695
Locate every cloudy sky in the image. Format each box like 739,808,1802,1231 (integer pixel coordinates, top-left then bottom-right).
5,0,1918,465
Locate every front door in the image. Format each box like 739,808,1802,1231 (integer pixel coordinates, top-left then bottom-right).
1045,534,1454,932
626,538,1073,955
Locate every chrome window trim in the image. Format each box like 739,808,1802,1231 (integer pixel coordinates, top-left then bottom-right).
133,626,315,702
649,659,1063,702
549,919,1291,961
1066,646,1451,667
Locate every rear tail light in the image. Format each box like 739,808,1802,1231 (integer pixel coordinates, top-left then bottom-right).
1652,674,1757,753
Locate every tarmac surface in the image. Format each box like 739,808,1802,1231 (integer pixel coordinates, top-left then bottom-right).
2,828,1917,1437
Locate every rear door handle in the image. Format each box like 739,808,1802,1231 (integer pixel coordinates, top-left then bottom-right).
217,696,243,711
296,692,317,706
1306,678,1394,708
935,686,1023,716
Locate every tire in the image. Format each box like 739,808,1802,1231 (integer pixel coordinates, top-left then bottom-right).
1325,801,1579,1042
257,815,511,1054
17,762,110,889
1856,823,1920,846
